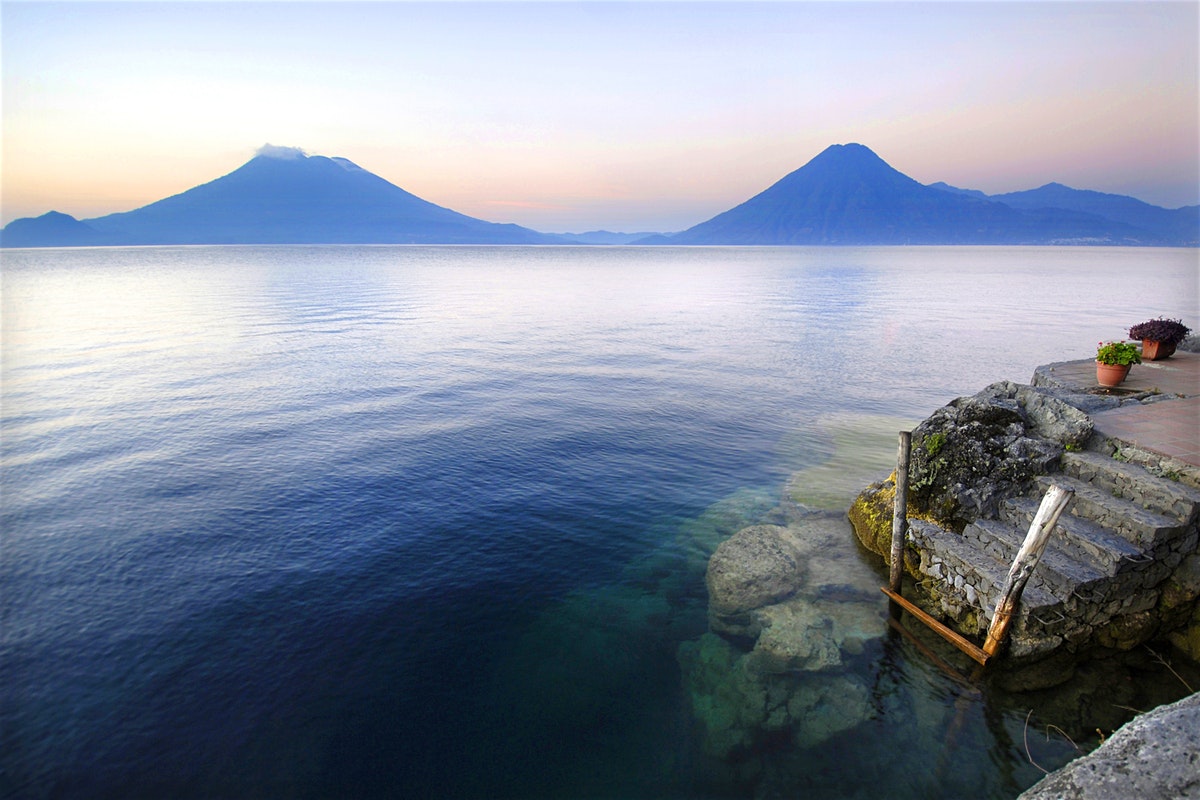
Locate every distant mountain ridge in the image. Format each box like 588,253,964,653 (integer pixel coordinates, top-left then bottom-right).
987,182,1199,244
660,144,1197,246
1,211,103,247
3,143,1196,247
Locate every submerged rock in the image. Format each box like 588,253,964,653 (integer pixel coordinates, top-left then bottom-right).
706,524,804,636
686,513,887,759
744,589,883,675
783,412,917,511
1161,553,1200,661
677,632,873,759
746,599,842,673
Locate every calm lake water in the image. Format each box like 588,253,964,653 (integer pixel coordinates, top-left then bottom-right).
2,245,1198,799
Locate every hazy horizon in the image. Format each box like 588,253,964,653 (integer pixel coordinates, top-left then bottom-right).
3,1,1198,232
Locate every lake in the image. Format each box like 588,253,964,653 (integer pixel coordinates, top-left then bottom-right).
2,245,1197,798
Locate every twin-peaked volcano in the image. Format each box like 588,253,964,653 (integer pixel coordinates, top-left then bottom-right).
664,143,1180,245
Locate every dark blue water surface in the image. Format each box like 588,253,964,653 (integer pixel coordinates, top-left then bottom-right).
2,246,1197,798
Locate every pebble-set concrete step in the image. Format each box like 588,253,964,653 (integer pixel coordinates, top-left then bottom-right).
964,517,1109,602
1034,474,1190,549
908,444,1200,656
1059,450,1200,524
997,495,1145,577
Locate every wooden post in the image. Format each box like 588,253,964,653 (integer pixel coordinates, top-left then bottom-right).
981,484,1074,659
889,431,912,593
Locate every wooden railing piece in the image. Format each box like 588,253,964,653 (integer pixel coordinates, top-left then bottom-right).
981,484,1074,659
881,587,990,665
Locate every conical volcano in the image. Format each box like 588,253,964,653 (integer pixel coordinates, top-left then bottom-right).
80,147,555,245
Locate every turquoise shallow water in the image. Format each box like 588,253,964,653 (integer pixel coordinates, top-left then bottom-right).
2,245,1197,798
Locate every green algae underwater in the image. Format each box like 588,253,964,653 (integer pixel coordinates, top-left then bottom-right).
474,412,1200,799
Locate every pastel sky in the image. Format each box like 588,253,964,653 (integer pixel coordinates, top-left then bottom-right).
2,1,1198,232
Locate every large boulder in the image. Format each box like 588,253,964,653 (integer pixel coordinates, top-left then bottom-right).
848,382,1095,585
746,599,842,673
847,475,897,559
745,592,881,674
907,381,1091,531
706,524,804,637
1013,383,1094,444
687,514,887,760
1018,692,1200,800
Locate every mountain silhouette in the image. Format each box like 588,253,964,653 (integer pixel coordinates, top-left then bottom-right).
664,144,1183,245
0,211,107,248
3,143,1196,247
989,183,1199,244
4,147,558,246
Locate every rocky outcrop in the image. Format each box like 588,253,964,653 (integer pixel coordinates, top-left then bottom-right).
907,381,1092,531
847,477,898,559
851,382,1093,554
848,377,1200,669
1017,691,1200,800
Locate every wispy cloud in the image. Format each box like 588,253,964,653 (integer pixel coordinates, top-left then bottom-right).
255,144,307,160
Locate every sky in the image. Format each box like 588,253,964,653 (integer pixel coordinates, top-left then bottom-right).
2,1,1198,233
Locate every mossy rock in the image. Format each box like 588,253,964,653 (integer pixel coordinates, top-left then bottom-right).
847,474,896,559
904,384,1069,530
1096,610,1159,651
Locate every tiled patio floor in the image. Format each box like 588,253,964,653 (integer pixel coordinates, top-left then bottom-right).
1092,397,1200,466
1046,351,1200,468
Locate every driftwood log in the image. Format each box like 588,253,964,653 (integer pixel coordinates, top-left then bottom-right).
981,483,1075,659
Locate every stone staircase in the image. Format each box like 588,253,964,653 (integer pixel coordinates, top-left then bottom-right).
907,447,1200,660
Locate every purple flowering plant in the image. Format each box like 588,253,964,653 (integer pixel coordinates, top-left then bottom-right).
1127,317,1191,346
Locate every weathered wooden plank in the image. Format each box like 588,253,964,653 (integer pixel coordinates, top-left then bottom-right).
881,587,990,665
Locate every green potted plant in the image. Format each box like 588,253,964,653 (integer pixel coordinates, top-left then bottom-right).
1127,317,1191,360
1095,340,1141,387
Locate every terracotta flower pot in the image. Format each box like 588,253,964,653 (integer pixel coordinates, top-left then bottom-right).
1096,361,1131,387
1141,339,1176,361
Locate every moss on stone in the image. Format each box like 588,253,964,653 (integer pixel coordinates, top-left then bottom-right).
847,474,896,559
1096,610,1159,651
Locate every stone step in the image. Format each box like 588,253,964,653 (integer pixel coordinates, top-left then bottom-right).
999,495,1147,577
908,520,1061,622
1035,474,1188,549
964,517,1109,603
1061,450,1200,524
1091,437,1200,492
